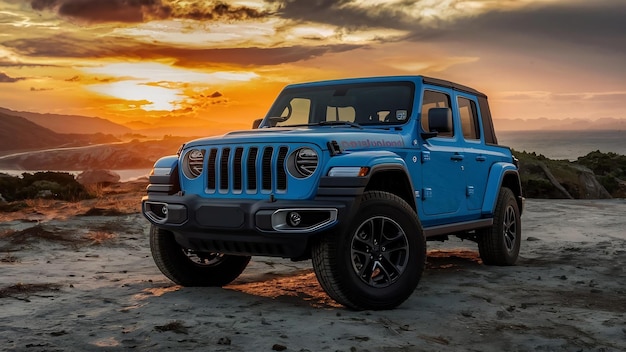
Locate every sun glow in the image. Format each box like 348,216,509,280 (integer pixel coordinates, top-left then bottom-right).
82,63,259,112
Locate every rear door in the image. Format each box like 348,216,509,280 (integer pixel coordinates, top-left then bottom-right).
456,94,490,212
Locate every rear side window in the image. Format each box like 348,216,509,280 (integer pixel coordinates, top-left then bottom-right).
421,90,452,137
458,97,480,140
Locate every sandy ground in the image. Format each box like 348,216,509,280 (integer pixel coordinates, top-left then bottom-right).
0,195,625,351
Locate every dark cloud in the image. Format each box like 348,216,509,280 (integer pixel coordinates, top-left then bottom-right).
0,72,26,82
267,0,626,59
209,91,222,98
30,86,53,91
3,34,360,66
418,0,626,56
167,1,269,21
30,0,269,24
31,0,160,23
267,0,411,31
155,44,362,66
30,0,58,11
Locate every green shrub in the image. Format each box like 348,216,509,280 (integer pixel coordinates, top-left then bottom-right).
0,172,91,202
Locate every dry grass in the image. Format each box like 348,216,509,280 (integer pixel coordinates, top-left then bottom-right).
83,231,117,245
80,207,127,216
0,201,28,213
0,224,120,251
0,225,87,252
0,282,62,300
84,183,105,198
0,179,147,222
1,225,75,245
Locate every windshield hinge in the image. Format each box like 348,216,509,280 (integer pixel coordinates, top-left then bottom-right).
328,140,343,156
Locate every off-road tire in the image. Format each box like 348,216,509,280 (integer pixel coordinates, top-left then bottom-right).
150,225,250,286
478,187,521,266
312,191,426,310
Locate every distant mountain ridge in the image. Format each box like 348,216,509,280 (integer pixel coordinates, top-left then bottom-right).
0,112,120,153
494,117,626,131
0,112,65,151
0,107,132,135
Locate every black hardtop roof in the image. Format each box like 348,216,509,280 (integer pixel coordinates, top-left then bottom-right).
284,75,488,98
422,76,487,98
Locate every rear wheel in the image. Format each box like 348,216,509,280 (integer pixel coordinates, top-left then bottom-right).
312,191,426,310
478,187,521,266
149,225,250,286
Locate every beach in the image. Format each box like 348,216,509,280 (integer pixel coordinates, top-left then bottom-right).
1,194,625,351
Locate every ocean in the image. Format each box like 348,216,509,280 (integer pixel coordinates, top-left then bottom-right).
497,130,626,161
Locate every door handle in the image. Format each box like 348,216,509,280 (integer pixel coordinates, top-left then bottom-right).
476,155,486,162
451,153,464,161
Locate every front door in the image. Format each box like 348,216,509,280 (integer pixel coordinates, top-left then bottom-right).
419,89,465,217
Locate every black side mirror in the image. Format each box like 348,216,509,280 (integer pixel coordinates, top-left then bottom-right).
252,118,263,129
422,107,452,139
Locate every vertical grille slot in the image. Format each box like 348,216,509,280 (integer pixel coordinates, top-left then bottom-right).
220,148,230,190
247,147,258,191
262,147,273,190
277,146,288,191
202,145,288,194
207,148,218,190
233,147,244,191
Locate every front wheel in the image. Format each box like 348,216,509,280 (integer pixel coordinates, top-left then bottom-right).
478,187,521,266
149,225,250,286
312,191,426,310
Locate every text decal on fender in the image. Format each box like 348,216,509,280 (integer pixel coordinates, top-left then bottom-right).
339,138,404,149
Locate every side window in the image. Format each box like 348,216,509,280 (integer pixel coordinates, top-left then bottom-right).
421,90,452,137
458,97,480,140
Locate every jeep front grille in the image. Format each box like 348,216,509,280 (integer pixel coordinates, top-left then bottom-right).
205,146,288,194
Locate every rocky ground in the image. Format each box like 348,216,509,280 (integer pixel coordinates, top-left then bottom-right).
0,187,624,351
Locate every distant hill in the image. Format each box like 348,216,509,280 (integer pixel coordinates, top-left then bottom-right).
0,112,65,151
0,136,189,170
0,112,121,153
0,107,132,135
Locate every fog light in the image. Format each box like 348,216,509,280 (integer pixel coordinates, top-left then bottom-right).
288,211,302,227
162,205,168,215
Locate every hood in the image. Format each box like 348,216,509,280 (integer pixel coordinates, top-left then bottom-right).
183,126,408,151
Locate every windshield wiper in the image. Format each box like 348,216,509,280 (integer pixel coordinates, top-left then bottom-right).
317,120,363,129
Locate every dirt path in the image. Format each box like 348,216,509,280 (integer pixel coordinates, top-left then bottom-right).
1,199,625,351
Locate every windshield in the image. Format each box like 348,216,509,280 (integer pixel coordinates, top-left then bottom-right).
263,82,415,127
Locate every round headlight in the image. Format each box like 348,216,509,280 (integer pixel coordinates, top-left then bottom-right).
288,147,318,178
182,149,205,179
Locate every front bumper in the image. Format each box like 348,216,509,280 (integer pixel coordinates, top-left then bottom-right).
142,193,357,259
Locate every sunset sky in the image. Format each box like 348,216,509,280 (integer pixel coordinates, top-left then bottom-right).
1,0,625,134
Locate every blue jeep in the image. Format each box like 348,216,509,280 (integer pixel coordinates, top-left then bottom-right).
142,76,523,310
